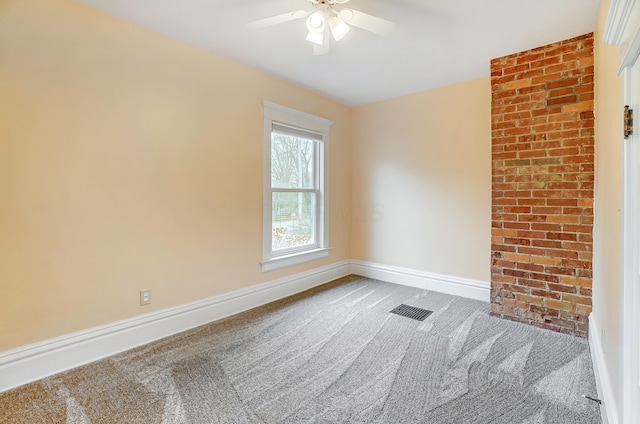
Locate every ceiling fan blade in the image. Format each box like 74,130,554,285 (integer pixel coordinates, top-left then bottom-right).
313,30,331,55
339,8,395,35
247,10,308,29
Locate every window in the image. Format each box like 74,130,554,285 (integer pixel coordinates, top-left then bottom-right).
261,101,333,272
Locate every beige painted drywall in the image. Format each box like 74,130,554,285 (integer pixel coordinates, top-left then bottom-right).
351,79,492,282
592,0,624,412
0,0,352,351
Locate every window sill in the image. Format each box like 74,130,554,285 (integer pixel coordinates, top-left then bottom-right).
260,248,330,272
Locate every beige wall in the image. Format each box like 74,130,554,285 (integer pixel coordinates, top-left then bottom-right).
2,0,604,363
351,79,492,282
0,0,352,351
593,0,624,412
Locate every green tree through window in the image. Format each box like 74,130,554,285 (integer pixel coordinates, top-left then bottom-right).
271,133,317,250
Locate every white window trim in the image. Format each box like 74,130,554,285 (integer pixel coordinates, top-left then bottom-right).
261,101,333,272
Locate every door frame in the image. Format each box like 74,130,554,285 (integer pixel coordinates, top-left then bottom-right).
604,1,640,423
621,63,640,424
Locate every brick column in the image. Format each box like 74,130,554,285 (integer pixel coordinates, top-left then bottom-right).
490,33,594,337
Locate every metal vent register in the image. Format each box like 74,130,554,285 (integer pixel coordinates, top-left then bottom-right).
390,304,433,321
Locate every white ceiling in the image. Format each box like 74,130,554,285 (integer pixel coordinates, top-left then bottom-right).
76,0,600,107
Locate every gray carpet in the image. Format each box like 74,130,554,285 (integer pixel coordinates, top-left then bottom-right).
0,276,602,423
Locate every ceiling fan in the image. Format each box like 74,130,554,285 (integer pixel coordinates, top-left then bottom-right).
247,0,395,55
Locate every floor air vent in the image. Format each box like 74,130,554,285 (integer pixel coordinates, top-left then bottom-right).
390,304,433,321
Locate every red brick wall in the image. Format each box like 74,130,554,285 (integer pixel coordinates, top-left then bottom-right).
490,33,594,337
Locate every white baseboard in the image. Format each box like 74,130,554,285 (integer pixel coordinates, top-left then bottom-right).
349,260,490,302
0,260,350,394
589,314,618,424
0,260,491,394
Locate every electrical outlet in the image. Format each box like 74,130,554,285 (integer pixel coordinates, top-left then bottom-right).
140,289,151,306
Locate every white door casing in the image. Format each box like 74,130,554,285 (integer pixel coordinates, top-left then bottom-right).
604,1,640,423
622,61,640,424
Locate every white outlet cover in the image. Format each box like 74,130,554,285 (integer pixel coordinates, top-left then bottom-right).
140,290,151,306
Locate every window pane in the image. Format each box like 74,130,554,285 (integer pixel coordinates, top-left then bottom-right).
271,133,314,189
272,192,315,251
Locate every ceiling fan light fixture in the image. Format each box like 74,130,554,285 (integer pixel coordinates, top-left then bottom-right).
247,0,396,55
306,11,326,33
328,16,350,41
306,31,324,45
